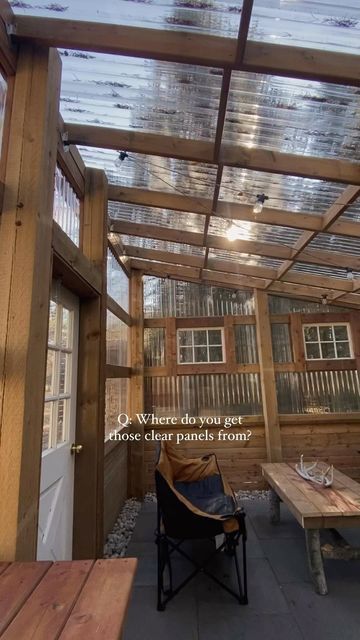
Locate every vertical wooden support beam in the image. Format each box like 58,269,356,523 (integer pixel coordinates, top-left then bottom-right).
0,45,61,560
166,317,177,376
73,168,107,559
224,316,236,370
289,313,306,371
349,312,360,375
254,290,282,462
128,270,144,499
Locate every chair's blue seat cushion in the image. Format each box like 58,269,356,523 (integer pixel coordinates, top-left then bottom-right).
174,474,235,517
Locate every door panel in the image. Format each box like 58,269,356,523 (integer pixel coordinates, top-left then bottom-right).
37,284,79,561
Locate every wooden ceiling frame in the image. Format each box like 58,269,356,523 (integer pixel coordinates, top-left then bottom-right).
11,15,360,87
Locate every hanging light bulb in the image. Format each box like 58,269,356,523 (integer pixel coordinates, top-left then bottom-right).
253,193,269,214
114,151,129,167
346,268,354,281
322,294,328,306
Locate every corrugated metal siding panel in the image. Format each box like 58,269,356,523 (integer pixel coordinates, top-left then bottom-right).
234,325,258,364
271,324,293,363
144,328,165,367
276,371,360,414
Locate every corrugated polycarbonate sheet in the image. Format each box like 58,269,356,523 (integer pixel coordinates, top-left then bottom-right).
342,198,360,222
250,0,360,54
108,201,205,233
268,295,350,314
208,248,283,269
122,235,205,257
80,147,217,197
276,371,360,414
224,72,360,160
144,328,165,367
145,373,262,417
209,216,302,247
271,324,293,364
290,263,360,280
60,52,222,141
143,276,255,317
308,233,360,256
12,0,242,35
219,167,349,215
234,325,258,364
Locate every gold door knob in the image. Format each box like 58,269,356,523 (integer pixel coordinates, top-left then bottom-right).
71,443,83,454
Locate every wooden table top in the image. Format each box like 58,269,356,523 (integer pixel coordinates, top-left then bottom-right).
0,558,137,639
262,462,360,530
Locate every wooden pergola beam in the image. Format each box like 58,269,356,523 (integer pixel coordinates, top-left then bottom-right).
12,15,360,86
67,123,360,185
128,257,360,308
110,219,360,271
123,245,354,294
108,184,360,239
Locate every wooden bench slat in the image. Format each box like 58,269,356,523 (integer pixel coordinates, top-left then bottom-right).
1,561,94,640
0,562,52,635
58,558,137,640
284,465,344,517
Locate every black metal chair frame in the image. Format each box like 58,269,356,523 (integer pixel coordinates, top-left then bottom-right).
155,501,248,611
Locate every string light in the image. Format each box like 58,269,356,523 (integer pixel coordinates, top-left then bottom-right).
346,268,354,281
322,294,328,306
114,151,129,167
253,193,269,214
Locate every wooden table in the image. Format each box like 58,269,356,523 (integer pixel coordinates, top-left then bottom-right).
0,558,137,639
262,462,360,595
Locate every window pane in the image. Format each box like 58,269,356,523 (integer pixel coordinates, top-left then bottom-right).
48,301,58,345
53,165,81,246
305,343,320,359
179,347,193,363
334,326,348,341
194,346,208,362
208,329,222,345
61,307,71,349
42,402,52,451
320,342,336,359
57,398,67,444
178,331,192,347
336,342,351,358
319,326,333,341
107,250,129,311
59,352,71,394
194,330,207,345
45,350,56,397
304,326,318,342
209,346,223,362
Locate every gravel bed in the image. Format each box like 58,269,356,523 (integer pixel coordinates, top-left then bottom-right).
104,490,268,558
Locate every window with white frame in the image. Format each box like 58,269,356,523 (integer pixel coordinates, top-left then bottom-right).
303,323,352,360
177,328,224,364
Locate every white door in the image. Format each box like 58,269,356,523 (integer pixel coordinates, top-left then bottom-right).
37,284,79,561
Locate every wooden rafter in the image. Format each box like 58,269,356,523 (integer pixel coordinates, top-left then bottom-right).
128,257,360,309
108,184,360,239
122,245,354,295
110,219,360,272
12,15,360,86
274,185,360,286
66,123,360,185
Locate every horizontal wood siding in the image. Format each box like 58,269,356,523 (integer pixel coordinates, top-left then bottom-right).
104,441,128,538
280,418,360,483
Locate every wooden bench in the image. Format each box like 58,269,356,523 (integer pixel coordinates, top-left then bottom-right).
262,462,360,595
0,558,137,639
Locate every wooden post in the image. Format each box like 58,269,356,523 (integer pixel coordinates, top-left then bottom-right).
128,270,144,499
254,290,282,462
0,45,61,560
73,168,107,559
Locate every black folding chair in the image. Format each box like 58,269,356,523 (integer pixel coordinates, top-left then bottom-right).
155,442,248,611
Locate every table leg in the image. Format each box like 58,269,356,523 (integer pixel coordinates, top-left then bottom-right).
269,489,280,524
305,529,328,596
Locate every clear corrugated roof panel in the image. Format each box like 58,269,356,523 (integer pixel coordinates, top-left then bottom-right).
60,52,222,141
309,233,360,256
122,235,205,256
223,72,360,160
80,146,217,197
250,0,360,54
209,216,302,246
341,197,360,221
289,263,353,279
219,167,350,213
11,0,242,35
109,202,205,233
208,247,283,268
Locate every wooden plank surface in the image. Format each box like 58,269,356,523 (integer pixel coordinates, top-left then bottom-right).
59,559,137,640
0,562,51,634
262,463,360,529
1,561,94,640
